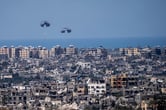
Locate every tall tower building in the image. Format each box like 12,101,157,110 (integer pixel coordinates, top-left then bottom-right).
29,47,39,58
50,45,63,57
66,45,77,55
0,46,9,59
19,47,30,59
9,46,16,58
39,47,49,59
15,47,21,58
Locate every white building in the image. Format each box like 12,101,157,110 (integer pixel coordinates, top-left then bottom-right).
87,79,106,96
76,61,91,69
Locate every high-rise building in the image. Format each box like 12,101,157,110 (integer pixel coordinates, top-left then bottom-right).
65,45,77,55
39,47,49,59
152,47,161,55
19,47,30,59
15,47,21,58
50,45,63,57
29,47,39,58
8,46,16,58
0,46,9,59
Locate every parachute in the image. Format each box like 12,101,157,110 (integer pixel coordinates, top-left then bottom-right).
40,21,50,27
40,20,72,34
61,28,72,33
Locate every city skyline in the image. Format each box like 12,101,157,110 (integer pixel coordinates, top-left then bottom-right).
1,1,166,109
0,40,166,110
0,0,166,40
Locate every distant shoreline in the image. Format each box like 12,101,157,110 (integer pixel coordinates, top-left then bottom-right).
0,37,165,49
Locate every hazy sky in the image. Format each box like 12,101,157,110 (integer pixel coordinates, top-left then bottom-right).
0,0,166,40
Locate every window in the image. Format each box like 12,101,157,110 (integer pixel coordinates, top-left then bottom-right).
101,86,105,88
102,90,105,93
96,90,99,93
13,97,16,100
19,97,22,100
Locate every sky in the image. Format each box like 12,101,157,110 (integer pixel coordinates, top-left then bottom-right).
0,0,166,40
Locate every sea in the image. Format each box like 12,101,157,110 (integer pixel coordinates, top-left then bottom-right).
0,37,166,49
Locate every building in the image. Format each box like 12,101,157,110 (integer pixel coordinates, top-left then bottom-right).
87,78,106,96
50,45,63,57
29,47,39,58
8,46,16,58
161,88,166,94
110,74,139,88
0,46,9,59
87,48,97,56
65,45,77,55
76,84,86,95
39,47,49,59
7,86,31,110
141,100,148,110
19,47,30,59
121,48,140,56
97,46,107,57
110,74,127,88
76,61,91,69
152,47,161,55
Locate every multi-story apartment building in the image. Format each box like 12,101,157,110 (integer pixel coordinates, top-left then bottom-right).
19,47,30,59
87,79,106,96
110,74,139,88
0,46,9,59
110,74,127,88
121,48,140,56
50,45,63,57
29,47,39,58
84,47,107,58
7,86,31,110
87,48,97,56
65,45,77,55
39,47,49,59
8,46,16,58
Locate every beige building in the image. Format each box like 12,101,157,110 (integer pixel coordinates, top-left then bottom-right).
110,74,127,88
50,47,56,57
161,88,166,94
66,45,77,55
77,84,86,95
0,46,9,58
121,48,140,56
39,48,49,59
141,100,148,110
110,73,138,88
19,47,30,59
